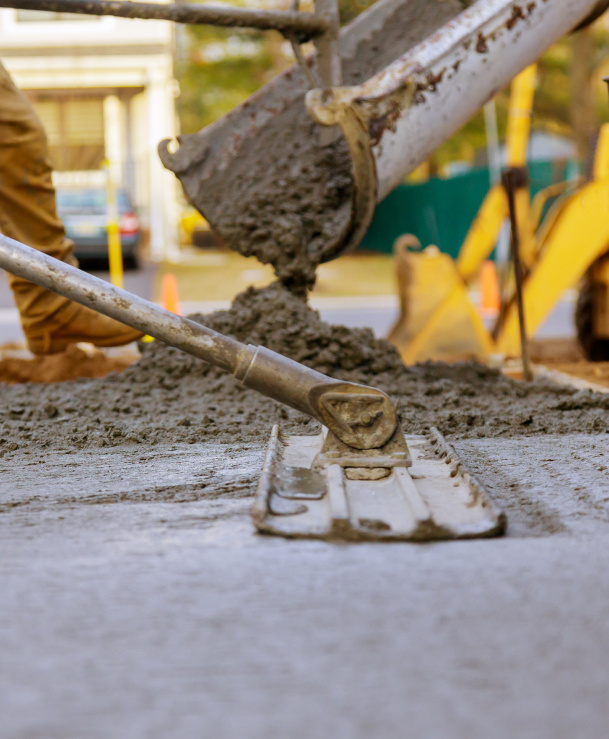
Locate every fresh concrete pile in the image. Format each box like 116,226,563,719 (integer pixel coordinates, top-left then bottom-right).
0,282,608,454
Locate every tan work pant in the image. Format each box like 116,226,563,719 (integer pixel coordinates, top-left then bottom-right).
0,59,79,332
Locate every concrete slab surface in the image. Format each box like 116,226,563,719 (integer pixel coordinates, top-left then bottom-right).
1,434,609,739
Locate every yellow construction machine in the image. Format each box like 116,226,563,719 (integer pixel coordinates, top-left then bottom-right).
389,65,609,364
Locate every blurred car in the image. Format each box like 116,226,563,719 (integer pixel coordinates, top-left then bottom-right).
56,187,141,267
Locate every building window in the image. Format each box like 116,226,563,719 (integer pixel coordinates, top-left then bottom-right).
31,96,105,171
16,10,99,22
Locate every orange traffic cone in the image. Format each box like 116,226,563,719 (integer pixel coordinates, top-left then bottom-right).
479,260,500,319
160,272,182,316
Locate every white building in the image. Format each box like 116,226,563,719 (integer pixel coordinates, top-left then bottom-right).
0,7,180,260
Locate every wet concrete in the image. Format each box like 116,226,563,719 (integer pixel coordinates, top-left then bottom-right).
2,434,609,738
1,284,608,456
172,0,467,289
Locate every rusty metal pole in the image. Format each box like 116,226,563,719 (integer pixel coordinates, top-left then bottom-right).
502,167,533,381
0,0,330,38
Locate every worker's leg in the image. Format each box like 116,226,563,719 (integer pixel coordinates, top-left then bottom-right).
0,61,80,328
0,60,142,353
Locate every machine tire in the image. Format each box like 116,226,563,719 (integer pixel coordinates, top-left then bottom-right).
575,272,609,360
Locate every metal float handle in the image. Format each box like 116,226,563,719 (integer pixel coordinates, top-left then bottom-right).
0,233,396,450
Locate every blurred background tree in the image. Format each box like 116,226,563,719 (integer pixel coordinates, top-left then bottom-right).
176,23,276,134
176,0,376,134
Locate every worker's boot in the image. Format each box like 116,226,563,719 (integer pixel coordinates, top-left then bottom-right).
0,59,142,354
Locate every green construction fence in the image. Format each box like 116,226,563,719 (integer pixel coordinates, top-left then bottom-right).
359,160,573,259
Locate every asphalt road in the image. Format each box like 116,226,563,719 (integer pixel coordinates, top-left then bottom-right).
2,434,609,738
0,258,579,347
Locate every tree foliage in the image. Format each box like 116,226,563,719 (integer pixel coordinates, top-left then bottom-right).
176,24,277,134
176,0,379,134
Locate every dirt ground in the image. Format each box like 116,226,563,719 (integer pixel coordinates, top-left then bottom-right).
530,338,609,389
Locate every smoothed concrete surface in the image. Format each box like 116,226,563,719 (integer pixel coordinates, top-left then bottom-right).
1,435,609,738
